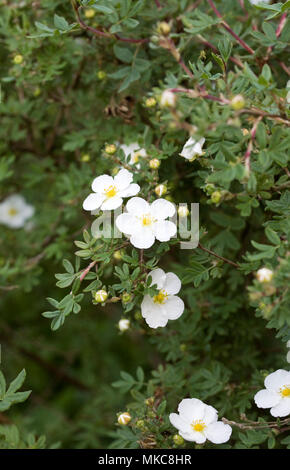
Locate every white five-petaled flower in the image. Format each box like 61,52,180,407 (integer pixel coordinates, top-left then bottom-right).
83,169,140,212
116,197,176,249
141,268,184,328
254,369,290,417
169,398,232,444
256,267,273,283
180,137,205,161
120,142,147,166
0,194,34,228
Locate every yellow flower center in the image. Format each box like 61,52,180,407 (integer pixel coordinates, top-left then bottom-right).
132,152,140,164
191,420,206,432
104,185,117,198
153,289,168,304
141,214,154,226
8,208,18,216
280,386,290,397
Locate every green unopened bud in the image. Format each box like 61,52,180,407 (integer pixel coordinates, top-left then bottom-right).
155,184,167,197
97,70,106,80
145,97,157,108
81,153,90,162
145,397,155,407
122,292,132,303
33,87,41,97
135,419,146,431
231,95,245,111
180,343,187,352
85,8,96,18
211,191,222,204
95,290,108,303
13,54,23,65
173,434,184,446
149,158,160,169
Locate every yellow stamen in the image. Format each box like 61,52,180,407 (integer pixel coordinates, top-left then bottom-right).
191,420,206,432
141,214,153,226
280,386,290,397
153,289,168,304
132,152,140,163
8,208,18,216
104,185,117,198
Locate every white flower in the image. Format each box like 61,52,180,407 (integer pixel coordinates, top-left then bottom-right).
180,137,205,161
120,142,147,166
256,267,273,283
169,398,232,444
250,0,270,5
116,197,176,249
287,80,290,104
83,169,140,212
141,268,184,328
160,89,176,108
254,369,290,417
118,318,130,332
0,194,34,228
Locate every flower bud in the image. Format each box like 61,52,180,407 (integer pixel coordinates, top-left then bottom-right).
173,434,184,446
160,90,176,108
122,292,132,303
118,318,130,332
135,419,147,431
211,191,222,204
155,184,167,197
33,87,41,97
256,268,273,283
113,250,123,261
97,70,106,80
149,158,160,169
81,154,90,162
178,206,189,218
157,21,171,36
85,9,96,18
180,343,187,352
145,397,155,407
105,144,117,155
231,95,245,111
118,412,131,425
13,54,23,65
145,97,157,108
95,290,108,303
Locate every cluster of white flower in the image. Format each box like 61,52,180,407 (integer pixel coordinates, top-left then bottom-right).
179,137,205,161
120,142,147,167
254,369,290,417
0,194,34,229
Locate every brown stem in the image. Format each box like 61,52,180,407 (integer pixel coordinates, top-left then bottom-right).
222,416,290,431
207,0,255,55
244,116,262,176
79,260,97,282
198,243,239,268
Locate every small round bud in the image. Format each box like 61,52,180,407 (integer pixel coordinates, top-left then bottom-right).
180,343,187,352
157,21,171,36
105,144,117,155
118,412,131,426
178,206,189,218
13,54,23,65
256,268,273,283
145,97,157,108
173,434,184,446
33,87,41,97
135,419,146,431
85,9,96,19
145,397,154,407
113,250,123,261
205,183,215,195
242,128,249,136
231,95,246,111
95,290,108,303
160,90,176,108
97,70,106,80
81,153,90,162
155,184,167,197
211,191,222,204
149,158,160,169
122,292,132,303
118,318,130,332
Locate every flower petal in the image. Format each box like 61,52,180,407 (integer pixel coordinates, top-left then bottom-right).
119,183,140,198
270,399,290,418
83,193,104,211
169,413,191,434
130,227,155,249
203,404,218,425
92,175,114,193
148,268,166,290
114,169,133,190
254,389,281,409
164,296,184,320
178,398,205,422
150,199,176,220
163,272,181,295
116,213,137,235
101,196,123,211
154,220,177,242
265,369,290,393
180,430,207,444
126,197,150,216
205,421,232,444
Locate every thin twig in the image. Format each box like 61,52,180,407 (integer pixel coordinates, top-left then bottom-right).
244,116,262,176
198,243,239,268
79,260,97,282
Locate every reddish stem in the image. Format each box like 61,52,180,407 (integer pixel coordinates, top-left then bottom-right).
207,0,255,55
79,260,97,282
244,117,262,176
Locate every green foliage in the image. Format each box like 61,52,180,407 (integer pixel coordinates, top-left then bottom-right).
0,0,289,450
